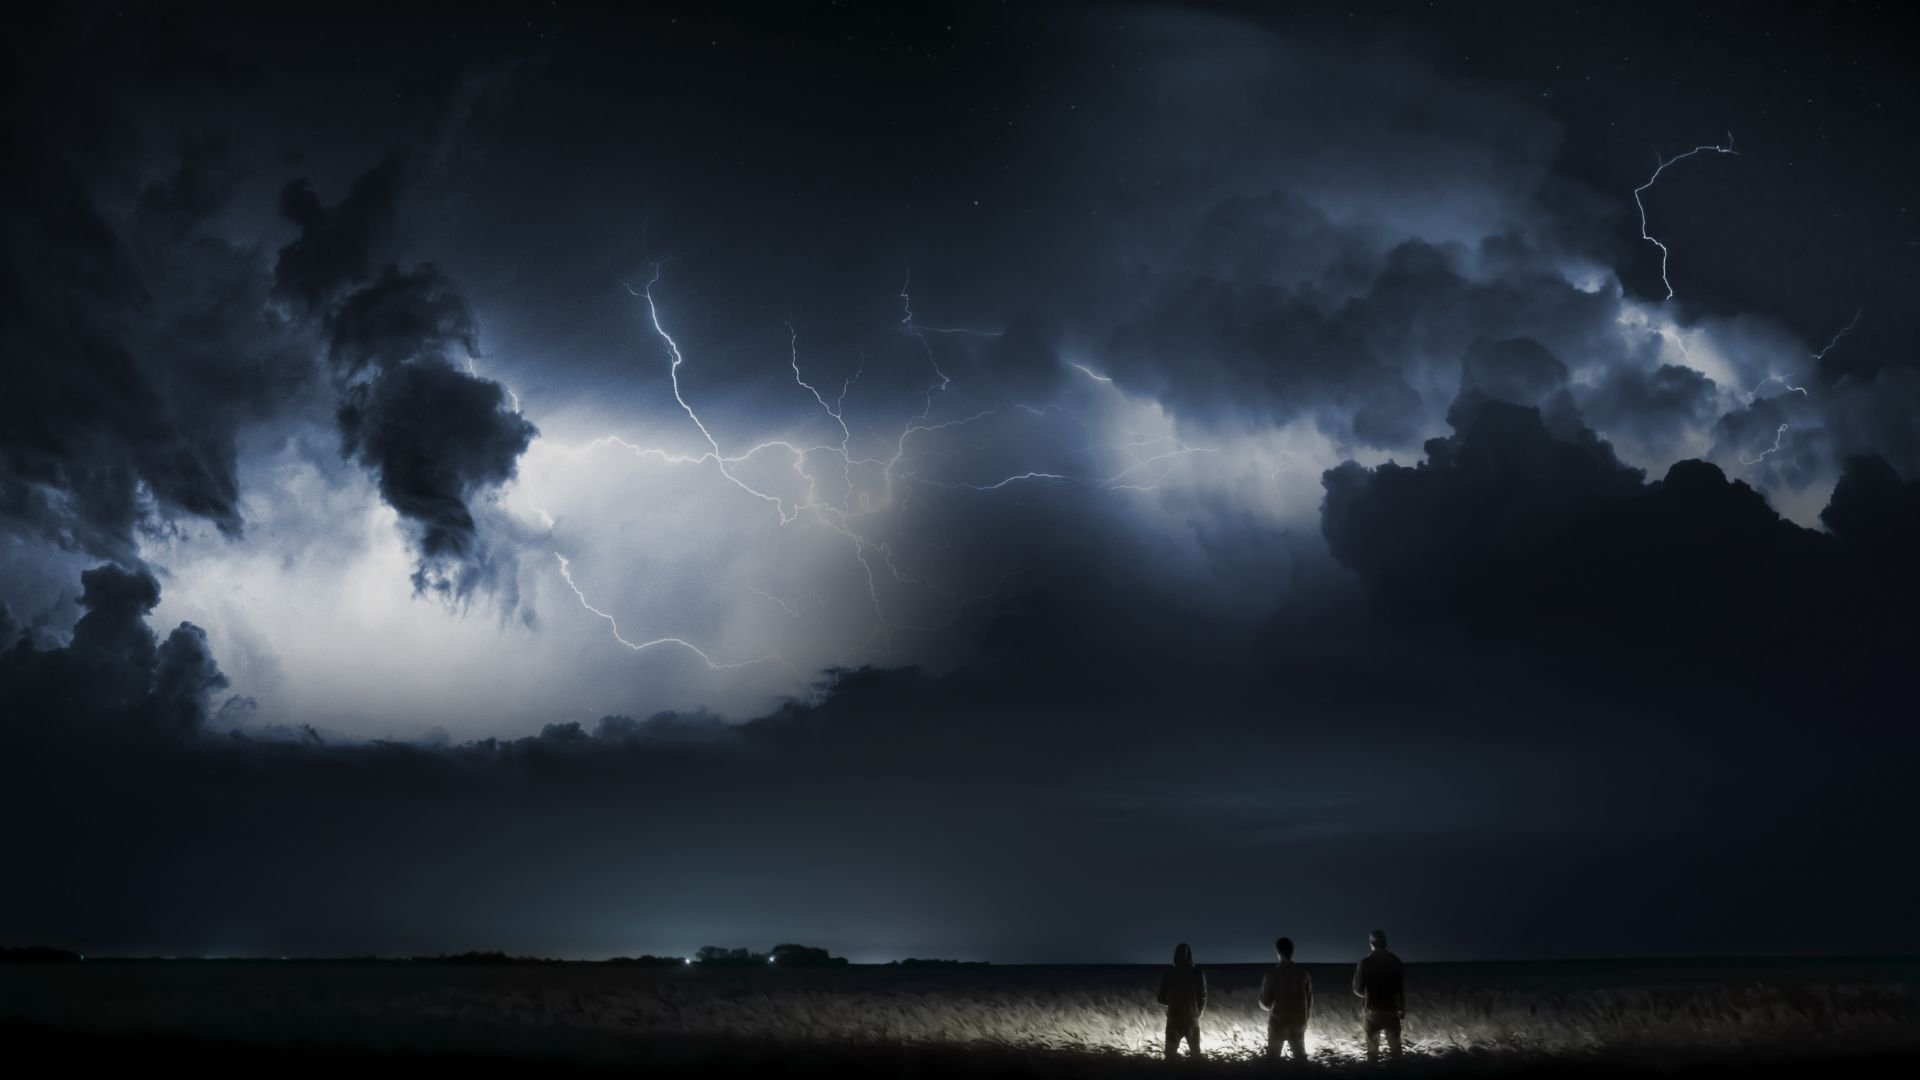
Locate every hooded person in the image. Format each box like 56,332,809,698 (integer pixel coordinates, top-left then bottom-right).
1155,942,1208,1059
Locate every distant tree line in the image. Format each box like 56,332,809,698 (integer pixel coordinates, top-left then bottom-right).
406,950,567,965
603,954,689,967
0,946,82,963
693,943,849,967
887,958,990,968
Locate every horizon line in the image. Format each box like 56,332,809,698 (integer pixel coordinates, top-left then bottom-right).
9,948,1915,967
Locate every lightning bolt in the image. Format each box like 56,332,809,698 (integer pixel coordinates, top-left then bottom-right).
1634,132,1738,301
550,263,989,657
1738,309,1863,469
1814,309,1864,359
1742,374,1809,404
1743,307,1861,405
554,553,787,671
1739,423,1791,467
461,336,796,671
748,586,804,618
624,266,806,522
531,255,1214,670
899,265,954,429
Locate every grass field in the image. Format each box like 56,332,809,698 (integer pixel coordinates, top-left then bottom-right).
2,959,1914,1074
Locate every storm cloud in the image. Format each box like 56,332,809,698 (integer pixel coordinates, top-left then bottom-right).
3,2,1917,962
1,563,229,740
0,107,309,567
273,162,539,605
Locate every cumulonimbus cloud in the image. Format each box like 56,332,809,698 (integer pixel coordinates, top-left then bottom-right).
272,157,538,606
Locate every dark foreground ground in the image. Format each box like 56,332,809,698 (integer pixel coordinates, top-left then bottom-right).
4,959,1914,1076
8,1021,1920,1079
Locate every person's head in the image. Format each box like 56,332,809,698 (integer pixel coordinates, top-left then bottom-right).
1275,937,1295,961
1369,929,1388,951
1173,942,1193,967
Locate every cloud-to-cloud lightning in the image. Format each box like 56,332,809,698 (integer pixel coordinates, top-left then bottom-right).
1739,422,1792,467
527,258,1216,671
1738,308,1864,467
1743,307,1862,405
1633,132,1738,300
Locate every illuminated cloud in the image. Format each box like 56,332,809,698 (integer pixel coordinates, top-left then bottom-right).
2,3,1916,962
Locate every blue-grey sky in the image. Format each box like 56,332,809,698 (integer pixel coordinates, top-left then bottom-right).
3,1,1917,962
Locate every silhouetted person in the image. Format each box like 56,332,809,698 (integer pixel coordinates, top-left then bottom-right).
1156,942,1207,1059
1351,929,1404,1062
1259,936,1312,1062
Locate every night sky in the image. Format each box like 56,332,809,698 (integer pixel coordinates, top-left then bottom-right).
4,1,1917,963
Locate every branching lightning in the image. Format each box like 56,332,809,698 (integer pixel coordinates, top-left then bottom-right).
459,344,791,670
484,125,1817,680
1743,307,1861,405
1742,374,1809,404
1634,132,1738,301
1622,141,1862,476
1737,308,1863,468
527,258,1213,670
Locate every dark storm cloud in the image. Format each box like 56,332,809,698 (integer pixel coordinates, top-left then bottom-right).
134,136,248,237
1006,7,1913,497
338,345,535,600
0,564,229,740
1579,362,1719,459
1738,364,1920,499
1099,229,1631,453
1320,390,1920,721
1820,453,1920,622
324,263,477,376
6,7,538,609
1452,337,1571,419
1105,266,1427,447
272,154,403,309
273,162,537,603
0,109,310,566
967,11,1607,458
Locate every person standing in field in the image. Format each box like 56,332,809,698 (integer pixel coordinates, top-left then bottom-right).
1156,942,1208,1059
1351,928,1405,1062
1259,935,1312,1062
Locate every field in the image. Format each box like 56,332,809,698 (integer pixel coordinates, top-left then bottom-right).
2,958,1915,1076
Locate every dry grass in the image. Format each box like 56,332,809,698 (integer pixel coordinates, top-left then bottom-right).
2,962,1914,1066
